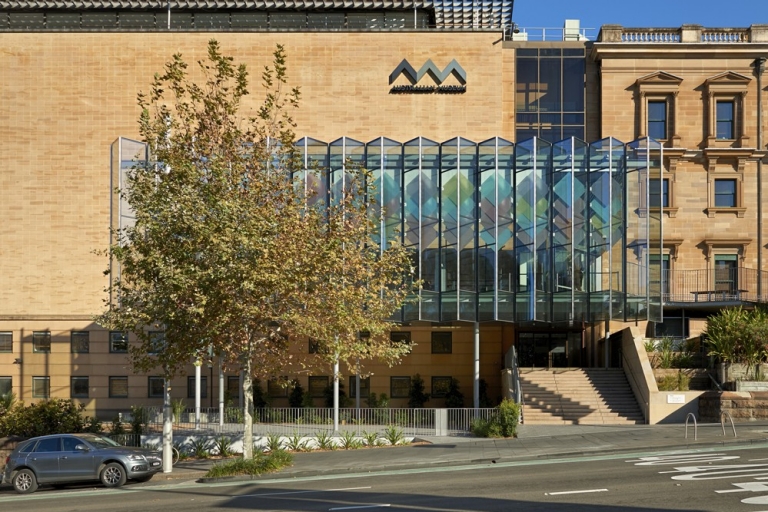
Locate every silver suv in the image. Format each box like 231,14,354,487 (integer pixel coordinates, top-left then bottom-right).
2,433,163,493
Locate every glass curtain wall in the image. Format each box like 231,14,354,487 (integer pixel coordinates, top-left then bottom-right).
112,135,663,326
288,136,660,325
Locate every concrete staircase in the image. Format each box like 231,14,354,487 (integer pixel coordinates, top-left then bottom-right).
520,368,645,425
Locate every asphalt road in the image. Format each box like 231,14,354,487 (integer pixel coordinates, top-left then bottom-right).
5,445,768,511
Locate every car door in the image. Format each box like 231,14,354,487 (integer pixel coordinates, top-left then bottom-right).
59,436,97,482
27,437,61,483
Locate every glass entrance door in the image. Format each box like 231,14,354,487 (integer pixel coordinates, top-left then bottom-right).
517,332,572,368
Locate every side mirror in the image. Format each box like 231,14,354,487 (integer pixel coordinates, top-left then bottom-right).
75,444,89,452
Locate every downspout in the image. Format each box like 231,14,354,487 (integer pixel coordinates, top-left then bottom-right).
756,57,766,300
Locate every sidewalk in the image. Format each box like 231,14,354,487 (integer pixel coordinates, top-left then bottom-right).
155,421,768,483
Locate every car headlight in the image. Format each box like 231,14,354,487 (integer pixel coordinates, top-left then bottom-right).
128,454,147,461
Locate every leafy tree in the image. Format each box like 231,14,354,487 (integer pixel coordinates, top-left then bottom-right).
408,374,430,408
98,40,415,458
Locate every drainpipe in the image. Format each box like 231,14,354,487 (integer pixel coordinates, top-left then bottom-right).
756,58,766,299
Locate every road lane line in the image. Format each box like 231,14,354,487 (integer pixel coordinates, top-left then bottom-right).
329,505,390,510
238,486,372,498
546,488,608,496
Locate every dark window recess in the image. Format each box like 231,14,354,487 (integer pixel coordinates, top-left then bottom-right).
431,332,452,354
33,332,51,353
390,376,411,398
71,377,89,398
71,331,89,353
0,332,11,352
308,376,329,397
110,331,128,353
714,179,736,207
187,376,208,399
109,376,128,398
348,376,370,398
148,376,165,398
431,376,452,398
390,331,412,344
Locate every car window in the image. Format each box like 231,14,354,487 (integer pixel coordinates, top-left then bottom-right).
18,440,36,453
34,438,61,452
62,437,83,451
81,435,120,449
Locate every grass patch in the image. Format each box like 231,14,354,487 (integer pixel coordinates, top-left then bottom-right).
204,450,293,478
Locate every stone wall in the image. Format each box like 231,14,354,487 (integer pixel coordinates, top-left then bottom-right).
699,391,768,422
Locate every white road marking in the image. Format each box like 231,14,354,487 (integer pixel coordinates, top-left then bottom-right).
329,506,390,511
545,488,608,496
238,486,371,498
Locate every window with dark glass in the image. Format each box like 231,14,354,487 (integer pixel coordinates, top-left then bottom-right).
431,376,452,398
110,331,128,353
431,332,452,354
348,376,370,398
71,376,89,398
32,376,50,398
33,331,51,353
390,331,412,344
714,254,738,294
71,331,89,353
515,49,586,143
308,338,321,354
716,101,735,139
390,376,411,398
308,376,329,397
714,179,737,207
34,437,60,452
187,376,208,399
0,332,11,352
109,376,128,398
649,178,669,208
0,377,11,396
648,101,667,140
266,379,286,398
148,376,164,398
227,375,240,399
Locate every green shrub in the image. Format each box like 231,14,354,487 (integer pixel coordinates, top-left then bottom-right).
109,415,126,436
285,433,306,452
315,430,335,450
0,399,99,438
444,378,465,408
361,430,379,447
383,425,405,446
191,438,210,459
408,374,430,408
172,399,186,424
339,430,362,450
129,405,150,437
471,399,519,438
213,435,233,457
265,433,283,452
323,381,351,408
288,381,305,408
205,450,293,478
657,371,690,391
366,392,389,409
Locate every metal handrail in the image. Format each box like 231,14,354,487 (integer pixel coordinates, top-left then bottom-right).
509,346,525,424
685,413,698,440
708,372,723,392
721,411,737,438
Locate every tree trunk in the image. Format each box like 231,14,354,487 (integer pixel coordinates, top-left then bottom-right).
242,335,254,459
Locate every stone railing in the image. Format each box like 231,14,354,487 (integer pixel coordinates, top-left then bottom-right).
600,24,768,43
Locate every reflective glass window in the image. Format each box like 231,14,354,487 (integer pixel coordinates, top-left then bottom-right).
716,101,735,139
714,179,736,207
648,101,667,140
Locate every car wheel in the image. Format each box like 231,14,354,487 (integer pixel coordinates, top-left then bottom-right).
133,475,154,483
100,462,127,488
12,469,38,494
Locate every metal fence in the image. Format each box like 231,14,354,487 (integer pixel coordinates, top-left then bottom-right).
663,267,768,303
138,407,499,437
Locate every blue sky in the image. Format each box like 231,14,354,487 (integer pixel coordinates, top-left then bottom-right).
513,0,766,36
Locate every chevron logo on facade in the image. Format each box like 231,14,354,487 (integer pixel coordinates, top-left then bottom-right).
389,59,467,94
389,59,467,87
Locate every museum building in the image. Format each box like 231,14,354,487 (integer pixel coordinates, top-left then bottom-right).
1,0,768,422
